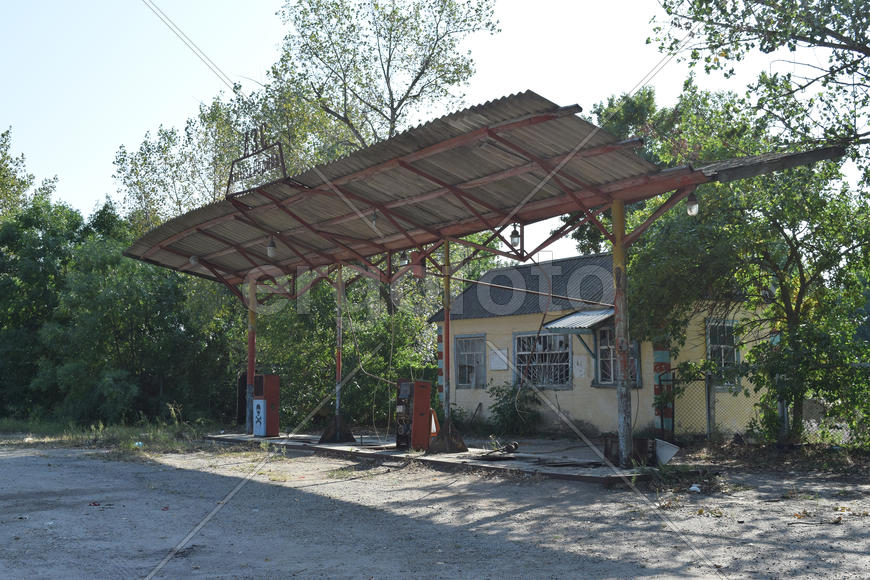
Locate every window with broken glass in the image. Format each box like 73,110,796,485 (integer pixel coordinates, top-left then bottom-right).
515,333,571,389
455,336,486,389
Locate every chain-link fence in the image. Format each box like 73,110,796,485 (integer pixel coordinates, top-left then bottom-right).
660,372,762,440
659,370,862,443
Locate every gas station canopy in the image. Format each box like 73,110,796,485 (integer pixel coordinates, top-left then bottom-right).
124,91,844,288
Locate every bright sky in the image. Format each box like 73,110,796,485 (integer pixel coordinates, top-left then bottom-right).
1,0,775,259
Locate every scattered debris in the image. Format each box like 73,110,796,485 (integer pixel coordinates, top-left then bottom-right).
657,496,684,510
654,439,680,465
689,484,701,493
476,440,519,461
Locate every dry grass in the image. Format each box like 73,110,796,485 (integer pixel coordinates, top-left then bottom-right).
0,417,229,454
675,439,870,475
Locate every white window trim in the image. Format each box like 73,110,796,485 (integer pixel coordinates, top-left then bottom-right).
455,334,486,389
706,318,740,391
591,325,641,388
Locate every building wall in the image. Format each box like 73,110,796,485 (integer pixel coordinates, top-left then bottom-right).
444,312,657,435
443,310,762,436
669,314,764,436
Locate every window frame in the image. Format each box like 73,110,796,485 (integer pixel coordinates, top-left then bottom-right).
705,318,740,391
454,334,487,389
512,331,573,391
591,325,641,388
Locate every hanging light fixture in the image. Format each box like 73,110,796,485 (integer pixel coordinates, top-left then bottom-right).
398,250,410,266
510,225,521,247
686,192,700,216
266,237,277,258
188,255,199,266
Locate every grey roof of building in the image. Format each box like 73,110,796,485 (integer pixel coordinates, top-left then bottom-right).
429,253,613,322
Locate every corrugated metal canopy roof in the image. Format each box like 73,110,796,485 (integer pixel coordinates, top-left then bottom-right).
124,91,844,288
544,308,615,330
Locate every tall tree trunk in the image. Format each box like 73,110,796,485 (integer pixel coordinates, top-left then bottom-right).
790,395,804,444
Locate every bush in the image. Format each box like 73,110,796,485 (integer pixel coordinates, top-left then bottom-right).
485,382,541,436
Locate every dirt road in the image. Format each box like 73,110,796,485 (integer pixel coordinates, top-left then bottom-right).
1,445,867,578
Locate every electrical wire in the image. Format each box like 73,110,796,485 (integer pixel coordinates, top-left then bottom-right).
141,0,236,91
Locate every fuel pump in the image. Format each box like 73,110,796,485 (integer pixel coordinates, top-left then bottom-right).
395,379,437,450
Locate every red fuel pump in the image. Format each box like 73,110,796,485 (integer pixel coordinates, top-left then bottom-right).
253,374,280,437
395,379,438,451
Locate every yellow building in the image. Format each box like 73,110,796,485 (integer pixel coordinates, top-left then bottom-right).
430,254,761,437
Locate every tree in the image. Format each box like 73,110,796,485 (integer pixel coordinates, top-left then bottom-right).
0,128,33,218
272,0,498,147
0,128,57,220
565,87,673,253
0,194,84,416
114,88,352,232
108,1,502,429
28,201,245,423
114,126,192,233
653,1,870,175
619,86,870,442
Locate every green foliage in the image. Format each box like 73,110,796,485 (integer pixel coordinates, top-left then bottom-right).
0,128,34,218
566,88,660,253
4,3,503,433
0,194,83,416
274,0,498,146
485,382,541,435
653,1,870,177
0,195,244,424
619,86,870,443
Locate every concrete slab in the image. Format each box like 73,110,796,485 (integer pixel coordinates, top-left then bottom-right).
205,431,650,483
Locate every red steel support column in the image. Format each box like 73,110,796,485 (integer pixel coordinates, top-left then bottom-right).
246,279,257,434
612,200,633,467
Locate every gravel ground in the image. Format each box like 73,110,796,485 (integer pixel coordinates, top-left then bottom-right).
1,444,868,579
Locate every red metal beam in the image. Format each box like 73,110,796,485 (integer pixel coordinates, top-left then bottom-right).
396,160,518,251
143,213,237,260
444,235,520,262
200,260,245,303
161,245,248,290
148,163,707,280
623,186,696,247
198,215,318,270
228,199,336,266
195,227,294,276
525,209,604,257
389,240,444,283
274,141,639,240
323,182,442,248
323,231,389,253
487,131,615,242
253,190,383,273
